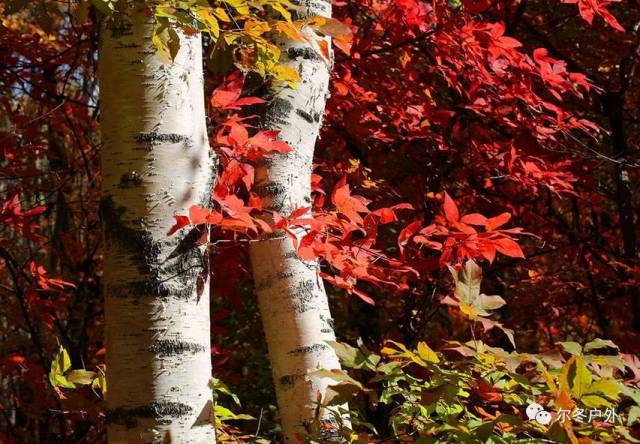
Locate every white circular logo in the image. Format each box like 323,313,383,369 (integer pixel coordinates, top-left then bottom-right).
535,410,552,425
526,402,544,421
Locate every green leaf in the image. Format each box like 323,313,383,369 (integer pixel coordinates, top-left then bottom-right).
310,368,362,388
566,355,592,399
323,382,361,406
195,6,220,37
167,28,181,61
585,379,622,400
628,405,640,426
214,404,254,422
67,369,97,386
581,394,611,408
49,347,74,388
559,341,582,356
210,378,241,405
327,341,379,370
584,338,619,353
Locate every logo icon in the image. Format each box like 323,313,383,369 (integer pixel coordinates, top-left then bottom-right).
526,402,552,425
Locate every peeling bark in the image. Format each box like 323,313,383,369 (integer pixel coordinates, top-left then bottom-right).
248,0,349,441
99,8,215,444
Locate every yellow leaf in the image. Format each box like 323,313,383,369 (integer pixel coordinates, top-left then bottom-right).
244,19,270,37
270,2,292,22
91,366,107,395
274,21,304,42
272,64,300,88
195,7,219,38
213,7,231,22
151,29,171,64
459,303,477,319
223,0,249,15
417,342,439,363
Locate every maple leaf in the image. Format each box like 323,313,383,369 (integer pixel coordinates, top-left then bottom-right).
443,192,460,223
210,71,266,110
331,177,370,224
562,0,624,32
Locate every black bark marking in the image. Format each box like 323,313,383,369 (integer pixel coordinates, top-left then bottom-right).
296,108,315,123
264,98,294,127
166,225,207,260
100,197,205,301
148,340,206,357
289,0,331,19
320,314,335,329
278,374,301,389
287,47,320,61
135,132,193,149
254,276,273,292
292,279,317,313
119,171,143,188
277,270,296,280
288,343,329,355
107,19,134,38
253,182,287,198
107,401,193,428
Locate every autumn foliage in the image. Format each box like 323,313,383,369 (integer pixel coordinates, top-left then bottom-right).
0,0,639,443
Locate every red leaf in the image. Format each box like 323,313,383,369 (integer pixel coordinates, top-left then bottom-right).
234,97,267,107
210,71,244,109
206,211,223,225
189,206,211,225
168,215,190,235
331,177,370,223
443,192,459,223
485,212,511,230
460,213,487,225
398,219,423,253
476,379,502,403
480,242,496,263
372,207,397,224
493,237,524,258
353,288,375,305
289,206,311,220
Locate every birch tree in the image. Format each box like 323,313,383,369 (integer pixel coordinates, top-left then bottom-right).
248,0,349,441
99,7,215,443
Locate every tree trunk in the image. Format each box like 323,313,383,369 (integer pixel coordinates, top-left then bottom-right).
248,1,348,442
99,9,216,444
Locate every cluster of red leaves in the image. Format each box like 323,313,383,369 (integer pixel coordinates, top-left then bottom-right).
563,0,624,31
174,71,529,305
399,193,526,265
168,72,289,236
275,177,416,304
318,0,637,357
0,194,46,243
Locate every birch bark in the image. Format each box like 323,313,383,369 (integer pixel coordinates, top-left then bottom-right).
248,0,348,441
99,9,215,444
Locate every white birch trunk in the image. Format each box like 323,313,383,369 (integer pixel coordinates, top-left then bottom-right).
249,0,349,441
99,9,215,444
